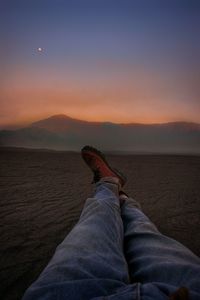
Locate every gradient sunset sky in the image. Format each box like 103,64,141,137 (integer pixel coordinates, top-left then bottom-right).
1,0,200,128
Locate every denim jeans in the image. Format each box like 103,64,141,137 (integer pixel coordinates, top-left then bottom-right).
23,178,200,300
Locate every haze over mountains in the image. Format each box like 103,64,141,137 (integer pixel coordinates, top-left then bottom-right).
0,114,200,154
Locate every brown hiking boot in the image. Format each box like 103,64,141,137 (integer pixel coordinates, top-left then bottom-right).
81,145,127,187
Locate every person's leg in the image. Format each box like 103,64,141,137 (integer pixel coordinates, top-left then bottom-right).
23,179,129,300
120,194,200,297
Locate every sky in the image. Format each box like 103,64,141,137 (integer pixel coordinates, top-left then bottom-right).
0,0,200,128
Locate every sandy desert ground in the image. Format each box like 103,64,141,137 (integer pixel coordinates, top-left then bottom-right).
0,148,200,300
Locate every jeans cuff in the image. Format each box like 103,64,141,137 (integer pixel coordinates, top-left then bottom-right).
95,177,121,197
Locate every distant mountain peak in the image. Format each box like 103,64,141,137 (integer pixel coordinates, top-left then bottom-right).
31,114,103,129
33,114,73,123
49,114,71,119
31,114,75,127
30,114,90,133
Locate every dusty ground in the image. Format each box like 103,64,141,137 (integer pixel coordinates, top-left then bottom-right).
0,148,200,300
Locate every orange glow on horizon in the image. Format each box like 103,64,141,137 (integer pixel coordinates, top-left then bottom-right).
1,63,200,128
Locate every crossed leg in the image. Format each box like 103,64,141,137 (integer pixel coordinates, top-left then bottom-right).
22,179,200,300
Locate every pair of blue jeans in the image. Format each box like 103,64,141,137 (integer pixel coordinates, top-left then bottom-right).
23,178,200,299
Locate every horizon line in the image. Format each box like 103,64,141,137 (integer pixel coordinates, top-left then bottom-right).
1,113,200,130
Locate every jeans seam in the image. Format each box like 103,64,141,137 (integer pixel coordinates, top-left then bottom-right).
137,282,141,300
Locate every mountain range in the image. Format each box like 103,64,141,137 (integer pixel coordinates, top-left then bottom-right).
0,114,200,153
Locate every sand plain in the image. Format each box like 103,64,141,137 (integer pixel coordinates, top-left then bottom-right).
0,148,200,300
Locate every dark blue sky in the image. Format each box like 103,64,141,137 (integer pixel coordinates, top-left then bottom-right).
1,0,200,127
